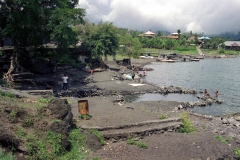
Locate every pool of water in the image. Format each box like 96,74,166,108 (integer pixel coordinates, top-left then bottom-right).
125,93,201,103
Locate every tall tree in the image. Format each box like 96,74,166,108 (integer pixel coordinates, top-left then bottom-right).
0,0,85,81
119,34,142,65
177,29,181,39
78,21,119,63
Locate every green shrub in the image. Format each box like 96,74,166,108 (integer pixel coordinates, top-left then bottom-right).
24,117,34,127
47,51,53,57
159,114,167,120
0,148,15,160
219,49,225,54
15,127,26,138
35,52,41,57
233,147,240,159
179,113,196,133
9,110,17,119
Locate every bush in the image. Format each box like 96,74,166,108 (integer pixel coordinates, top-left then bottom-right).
179,113,196,133
0,148,15,160
233,147,240,159
219,49,225,54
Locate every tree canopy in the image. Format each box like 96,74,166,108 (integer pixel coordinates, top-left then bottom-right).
0,0,85,49
0,0,85,81
76,21,119,62
119,33,142,65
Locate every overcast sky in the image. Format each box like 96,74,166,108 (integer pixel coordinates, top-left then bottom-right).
77,0,240,35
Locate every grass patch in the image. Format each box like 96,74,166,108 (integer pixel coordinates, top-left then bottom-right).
23,116,34,127
159,114,167,120
179,113,196,133
0,91,15,98
0,148,15,160
214,134,227,144
141,107,150,113
233,147,240,159
14,127,26,139
127,139,148,149
89,129,105,145
0,94,89,159
59,128,88,160
38,97,54,103
24,129,88,160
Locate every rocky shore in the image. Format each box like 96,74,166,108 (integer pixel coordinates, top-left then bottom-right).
1,58,240,159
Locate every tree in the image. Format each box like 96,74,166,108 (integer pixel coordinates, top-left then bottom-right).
157,31,162,37
165,39,176,50
0,0,85,81
77,21,119,63
94,21,119,63
177,29,181,39
119,34,142,65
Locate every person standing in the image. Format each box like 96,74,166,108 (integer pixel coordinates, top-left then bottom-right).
62,74,68,90
142,69,146,76
215,90,219,97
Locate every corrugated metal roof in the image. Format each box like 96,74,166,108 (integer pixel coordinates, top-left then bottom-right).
224,41,240,46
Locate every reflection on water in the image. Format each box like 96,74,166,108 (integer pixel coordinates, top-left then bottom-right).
125,93,200,103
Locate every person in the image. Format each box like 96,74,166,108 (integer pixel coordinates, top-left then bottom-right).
142,69,146,76
204,89,207,95
136,67,139,74
204,89,210,96
132,65,135,71
90,68,93,75
62,74,68,90
215,90,219,97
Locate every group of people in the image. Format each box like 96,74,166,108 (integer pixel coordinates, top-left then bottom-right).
132,65,146,79
204,89,218,97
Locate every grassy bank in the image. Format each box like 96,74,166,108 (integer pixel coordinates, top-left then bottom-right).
0,92,90,160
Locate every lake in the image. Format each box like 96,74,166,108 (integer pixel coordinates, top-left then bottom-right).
138,57,240,116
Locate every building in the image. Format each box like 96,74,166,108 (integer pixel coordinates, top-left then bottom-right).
224,41,240,50
161,33,180,39
138,30,155,38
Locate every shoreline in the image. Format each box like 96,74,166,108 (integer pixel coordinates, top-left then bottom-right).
1,57,240,159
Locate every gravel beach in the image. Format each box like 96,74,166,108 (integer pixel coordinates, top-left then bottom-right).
4,58,240,160
63,58,239,160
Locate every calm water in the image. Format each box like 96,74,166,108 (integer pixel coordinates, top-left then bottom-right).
140,57,240,116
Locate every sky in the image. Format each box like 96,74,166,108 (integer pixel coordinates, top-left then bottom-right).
77,0,240,35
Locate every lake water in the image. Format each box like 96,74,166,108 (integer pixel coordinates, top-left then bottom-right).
138,57,240,116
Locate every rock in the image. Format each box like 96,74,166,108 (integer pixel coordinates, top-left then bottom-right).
222,119,229,125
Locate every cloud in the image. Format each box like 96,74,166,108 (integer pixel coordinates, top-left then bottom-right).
78,0,240,35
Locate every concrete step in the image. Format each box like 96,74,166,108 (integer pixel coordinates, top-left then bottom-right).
80,118,183,141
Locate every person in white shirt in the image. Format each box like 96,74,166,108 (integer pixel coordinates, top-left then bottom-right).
62,74,68,90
